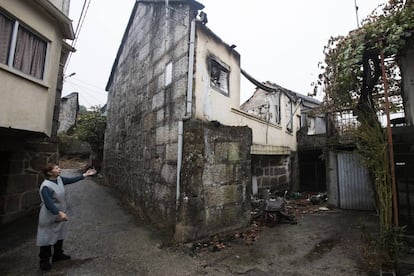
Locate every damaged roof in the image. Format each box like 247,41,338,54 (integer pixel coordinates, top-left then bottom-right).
241,69,320,107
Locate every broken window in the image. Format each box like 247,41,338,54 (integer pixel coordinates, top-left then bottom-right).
210,59,229,95
286,99,293,132
274,92,281,124
0,10,48,79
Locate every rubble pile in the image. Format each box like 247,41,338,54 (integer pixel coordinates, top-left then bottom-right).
190,224,263,254
286,192,330,215
188,192,331,255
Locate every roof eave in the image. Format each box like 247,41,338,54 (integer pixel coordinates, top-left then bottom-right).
137,0,204,10
35,0,75,40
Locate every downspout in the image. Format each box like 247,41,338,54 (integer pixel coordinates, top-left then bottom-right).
185,18,196,116
176,18,196,210
165,0,169,48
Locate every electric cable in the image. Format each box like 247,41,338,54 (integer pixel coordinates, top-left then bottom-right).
64,0,92,74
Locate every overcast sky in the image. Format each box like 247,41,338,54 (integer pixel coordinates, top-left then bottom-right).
63,0,387,108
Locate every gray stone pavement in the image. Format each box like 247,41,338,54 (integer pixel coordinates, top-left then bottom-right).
0,170,204,275
1,169,412,275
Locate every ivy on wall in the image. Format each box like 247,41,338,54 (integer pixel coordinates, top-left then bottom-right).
317,0,414,113
316,0,414,269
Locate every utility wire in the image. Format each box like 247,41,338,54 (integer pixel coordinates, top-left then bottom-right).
73,0,88,38
65,80,106,107
66,79,107,102
64,0,91,74
65,82,95,107
69,77,107,95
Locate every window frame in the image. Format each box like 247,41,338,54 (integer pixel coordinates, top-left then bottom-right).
165,61,172,86
0,11,14,64
274,92,281,125
209,57,230,96
286,99,293,133
0,9,49,80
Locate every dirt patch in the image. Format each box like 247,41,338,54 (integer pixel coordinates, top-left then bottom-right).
187,209,379,275
304,235,340,261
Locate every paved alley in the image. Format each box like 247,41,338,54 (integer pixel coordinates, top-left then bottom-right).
2,169,412,276
0,170,202,275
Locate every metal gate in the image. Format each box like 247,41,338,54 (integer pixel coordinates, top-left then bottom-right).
337,152,375,210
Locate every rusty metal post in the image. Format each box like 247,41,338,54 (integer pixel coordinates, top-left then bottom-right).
380,50,399,227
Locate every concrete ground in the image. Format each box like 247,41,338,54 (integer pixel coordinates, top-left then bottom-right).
0,169,412,275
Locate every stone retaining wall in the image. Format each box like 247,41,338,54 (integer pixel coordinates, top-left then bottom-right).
175,120,252,242
0,137,58,224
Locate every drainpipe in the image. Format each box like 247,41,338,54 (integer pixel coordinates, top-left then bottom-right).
185,18,196,116
176,121,184,209
176,18,196,210
165,0,169,48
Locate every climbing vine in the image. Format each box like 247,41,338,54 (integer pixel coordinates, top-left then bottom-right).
317,0,414,269
317,0,414,112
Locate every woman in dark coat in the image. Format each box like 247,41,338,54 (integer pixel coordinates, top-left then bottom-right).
36,163,96,271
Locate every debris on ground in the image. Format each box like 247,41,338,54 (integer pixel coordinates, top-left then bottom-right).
189,224,263,255
308,193,328,205
285,192,331,215
251,190,332,225
251,196,297,226
188,191,333,256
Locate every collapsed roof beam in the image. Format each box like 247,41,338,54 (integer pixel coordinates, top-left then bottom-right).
241,69,296,102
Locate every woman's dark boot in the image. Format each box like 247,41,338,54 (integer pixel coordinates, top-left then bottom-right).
52,239,71,262
39,246,52,271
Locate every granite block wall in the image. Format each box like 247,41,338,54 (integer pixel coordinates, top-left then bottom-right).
0,137,58,224
104,1,254,241
252,154,295,196
175,120,252,242
104,2,193,229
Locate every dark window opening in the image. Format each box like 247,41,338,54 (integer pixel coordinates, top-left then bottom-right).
274,92,281,124
286,99,293,132
210,59,229,95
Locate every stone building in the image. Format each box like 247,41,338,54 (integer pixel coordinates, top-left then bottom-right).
58,92,79,134
0,0,74,224
104,0,252,242
240,80,320,195
104,0,315,241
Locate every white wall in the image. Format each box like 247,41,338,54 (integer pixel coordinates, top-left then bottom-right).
193,24,300,152
194,25,241,124
0,0,65,136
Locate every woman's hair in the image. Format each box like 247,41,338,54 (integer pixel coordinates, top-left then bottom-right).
42,163,57,177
